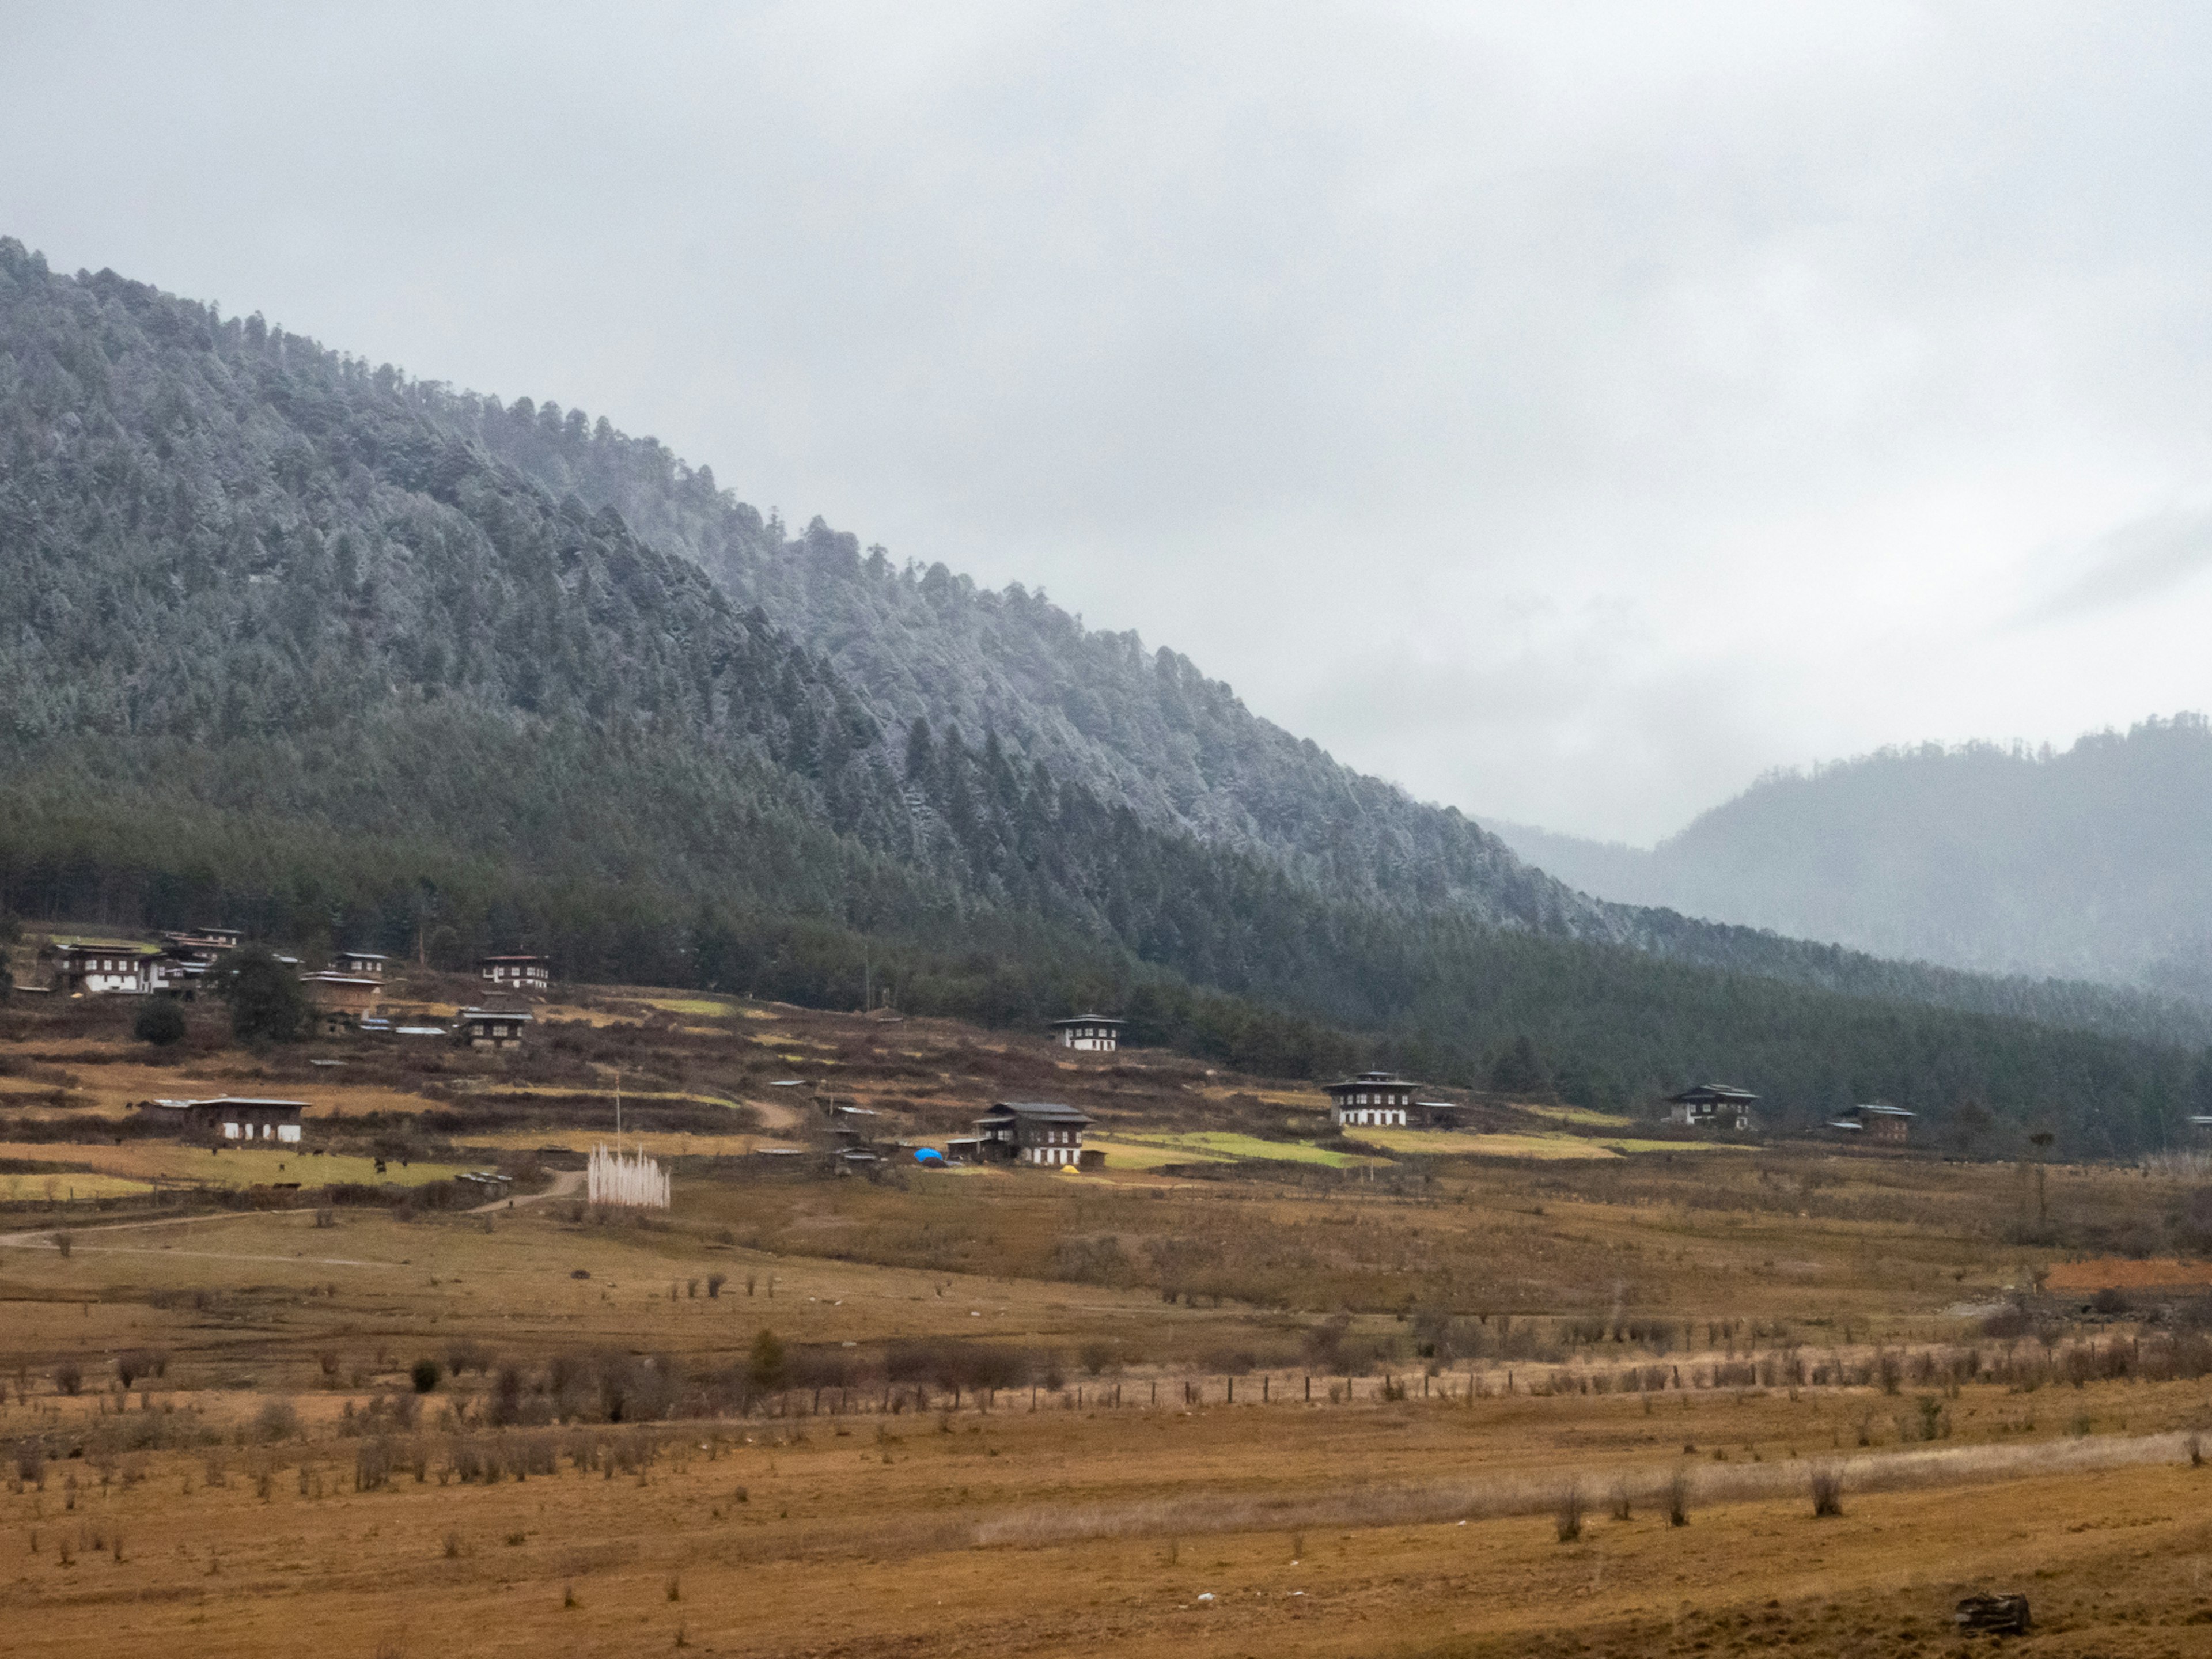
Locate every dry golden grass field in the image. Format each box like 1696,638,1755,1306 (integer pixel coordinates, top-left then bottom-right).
7,969,2212,1654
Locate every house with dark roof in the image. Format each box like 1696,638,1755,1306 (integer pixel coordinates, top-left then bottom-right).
457,1005,533,1051
974,1101,1097,1168
1324,1071,1416,1128
1050,1014,1124,1053
1666,1084,1760,1131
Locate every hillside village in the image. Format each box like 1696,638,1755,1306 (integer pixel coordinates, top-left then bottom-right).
0,918,1954,1203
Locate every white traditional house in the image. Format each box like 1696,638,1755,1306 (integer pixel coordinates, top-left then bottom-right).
42,941,158,995
1050,1014,1124,1052
477,954,550,994
333,950,387,978
1324,1071,1416,1128
1666,1084,1760,1131
974,1101,1097,1168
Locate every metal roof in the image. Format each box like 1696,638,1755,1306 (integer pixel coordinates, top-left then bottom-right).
979,1100,1095,1124
1668,1084,1760,1103
1050,1013,1124,1026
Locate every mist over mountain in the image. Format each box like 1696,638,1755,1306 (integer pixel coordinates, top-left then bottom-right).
5,237,2210,1154
1491,719,2212,1001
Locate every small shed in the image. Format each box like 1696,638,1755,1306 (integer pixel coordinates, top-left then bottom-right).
1050,1014,1124,1054
1666,1084,1759,1131
457,1006,533,1051
1826,1102,1915,1143
1325,1071,1416,1128
975,1101,1095,1168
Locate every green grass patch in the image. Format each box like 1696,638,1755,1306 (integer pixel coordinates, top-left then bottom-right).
1517,1101,1640,1129
1101,1132,1374,1169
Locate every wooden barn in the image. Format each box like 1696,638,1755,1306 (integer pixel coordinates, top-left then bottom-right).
135,1096,307,1144
1826,1102,1915,1143
300,971,381,1035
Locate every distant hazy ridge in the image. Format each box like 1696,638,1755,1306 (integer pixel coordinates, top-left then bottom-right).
1491,718,2212,999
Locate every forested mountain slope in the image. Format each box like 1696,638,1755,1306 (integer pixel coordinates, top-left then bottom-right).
1491,718,2212,999
445,346,2205,1045
3,237,2208,1154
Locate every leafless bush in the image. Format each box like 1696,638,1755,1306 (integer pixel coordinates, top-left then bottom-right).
1554,1483,1586,1543
51,1229,71,1258
53,1359,82,1396
2188,1433,2203,1468
16,1439,47,1488
443,1530,462,1558
1608,1480,1633,1521
706,1272,726,1298
1809,1463,1844,1517
116,1349,168,1387
355,1437,396,1491
256,1399,300,1442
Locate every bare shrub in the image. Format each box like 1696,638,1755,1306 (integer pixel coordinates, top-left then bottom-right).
355,1437,396,1491
706,1272,726,1299
1554,1483,1586,1543
51,1229,71,1259
1608,1480,1633,1521
2188,1433,2204,1468
1664,1466,1691,1527
14,1440,46,1488
1809,1463,1845,1517
53,1359,82,1397
443,1530,461,1559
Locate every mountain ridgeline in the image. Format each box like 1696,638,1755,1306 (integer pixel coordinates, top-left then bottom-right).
3,238,2209,1156
1491,718,2212,1001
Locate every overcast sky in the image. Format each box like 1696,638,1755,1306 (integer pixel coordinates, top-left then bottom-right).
7,3,2211,843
